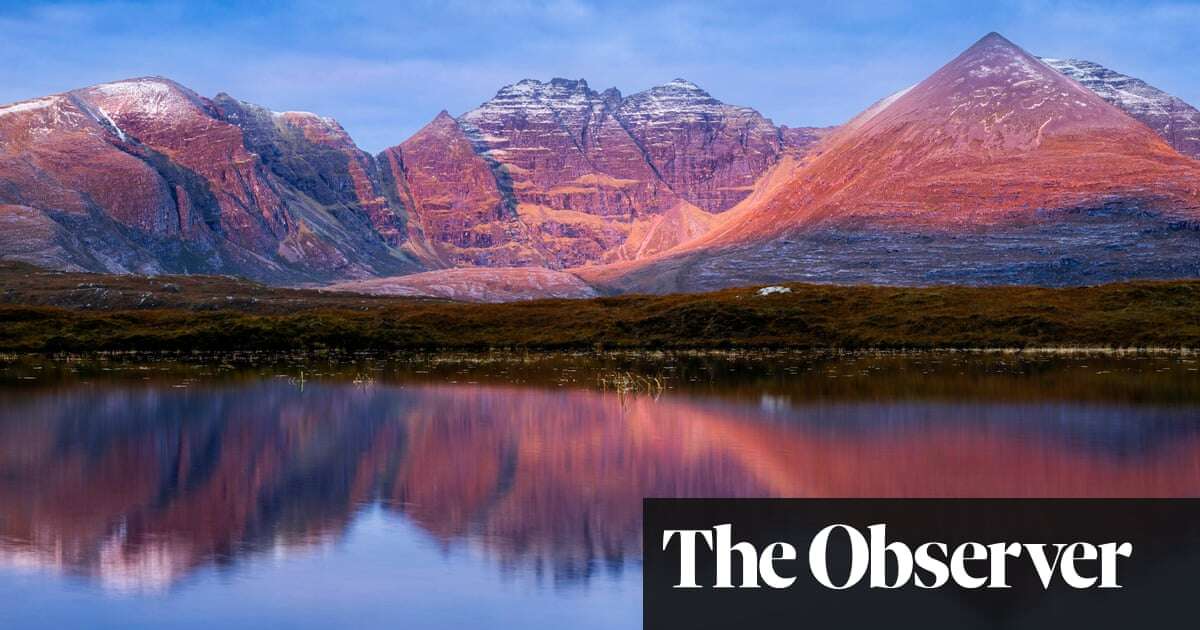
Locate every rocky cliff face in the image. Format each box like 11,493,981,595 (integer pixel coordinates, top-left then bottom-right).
216,98,408,248
613,79,786,212
381,111,546,268
1041,58,1200,160
0,77,420,283
385,78,809,269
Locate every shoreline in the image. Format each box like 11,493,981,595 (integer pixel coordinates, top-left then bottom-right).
1,346,1197,360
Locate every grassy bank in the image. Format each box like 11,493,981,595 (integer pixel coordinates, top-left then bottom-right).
1,262,1199,352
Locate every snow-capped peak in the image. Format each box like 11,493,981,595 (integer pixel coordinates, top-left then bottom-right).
461,77,605,124
0,95,95,137
91,77,178,102
273,110,340,128
663,78,704,92
83,77,200,120
618,79,739,121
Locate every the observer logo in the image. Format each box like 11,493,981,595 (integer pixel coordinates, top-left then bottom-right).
662,523,1133,590
643,499,1200,630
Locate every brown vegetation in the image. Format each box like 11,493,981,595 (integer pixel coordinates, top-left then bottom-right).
1,262,1198,352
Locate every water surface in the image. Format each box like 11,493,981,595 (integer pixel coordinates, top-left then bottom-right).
1,351,1198,628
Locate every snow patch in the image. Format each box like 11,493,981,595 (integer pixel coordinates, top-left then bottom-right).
90,78,192,119
0,97,57,118
95,106,127,141
273,110,339,127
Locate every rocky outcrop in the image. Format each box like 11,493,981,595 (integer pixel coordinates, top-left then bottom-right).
1042,58,1200,160
458,79,679,217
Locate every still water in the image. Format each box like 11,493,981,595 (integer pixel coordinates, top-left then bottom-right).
0,351,1198,628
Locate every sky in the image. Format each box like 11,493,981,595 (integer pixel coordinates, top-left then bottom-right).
1,0,1197,153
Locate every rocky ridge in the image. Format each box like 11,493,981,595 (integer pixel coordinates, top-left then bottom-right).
1041,57,1200,160
386,77,822,269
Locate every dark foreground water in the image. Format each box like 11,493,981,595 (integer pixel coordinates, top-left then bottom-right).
0,351,1198,628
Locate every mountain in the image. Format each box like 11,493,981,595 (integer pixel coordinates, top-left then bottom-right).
3,36,1200,299
0,78,422,283
585,33,1200,293
610,78,791,212
0,76,817,285
379,110,543,268
380,78,823,269
1042,58,1200,160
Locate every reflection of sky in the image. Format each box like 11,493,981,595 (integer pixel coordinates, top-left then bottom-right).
0,507,640,629
748,398,1200,458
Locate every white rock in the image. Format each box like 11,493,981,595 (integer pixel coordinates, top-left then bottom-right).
756,286,791,296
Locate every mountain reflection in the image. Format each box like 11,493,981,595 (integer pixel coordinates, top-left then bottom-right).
1,376,1199,590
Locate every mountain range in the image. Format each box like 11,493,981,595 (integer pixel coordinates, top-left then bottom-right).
1,32,1198,300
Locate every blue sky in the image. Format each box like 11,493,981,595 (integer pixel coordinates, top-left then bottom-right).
1,0,1197,153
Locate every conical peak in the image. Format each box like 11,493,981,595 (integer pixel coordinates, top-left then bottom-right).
974,31,1015,48
922,31,1093,100
412,109,464,137
394,109,472,153
815,30,1150,164
955,31,1043,67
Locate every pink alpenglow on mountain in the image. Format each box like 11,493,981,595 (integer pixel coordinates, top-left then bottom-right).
585,33,1200,294
613,79,790,212
0,77,419,283
2,32,1200,301
0,72,808,292
382,78,811,270
380,111,544,268
342,73,815,288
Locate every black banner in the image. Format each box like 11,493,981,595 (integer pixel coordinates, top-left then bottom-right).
644,499,1200,629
